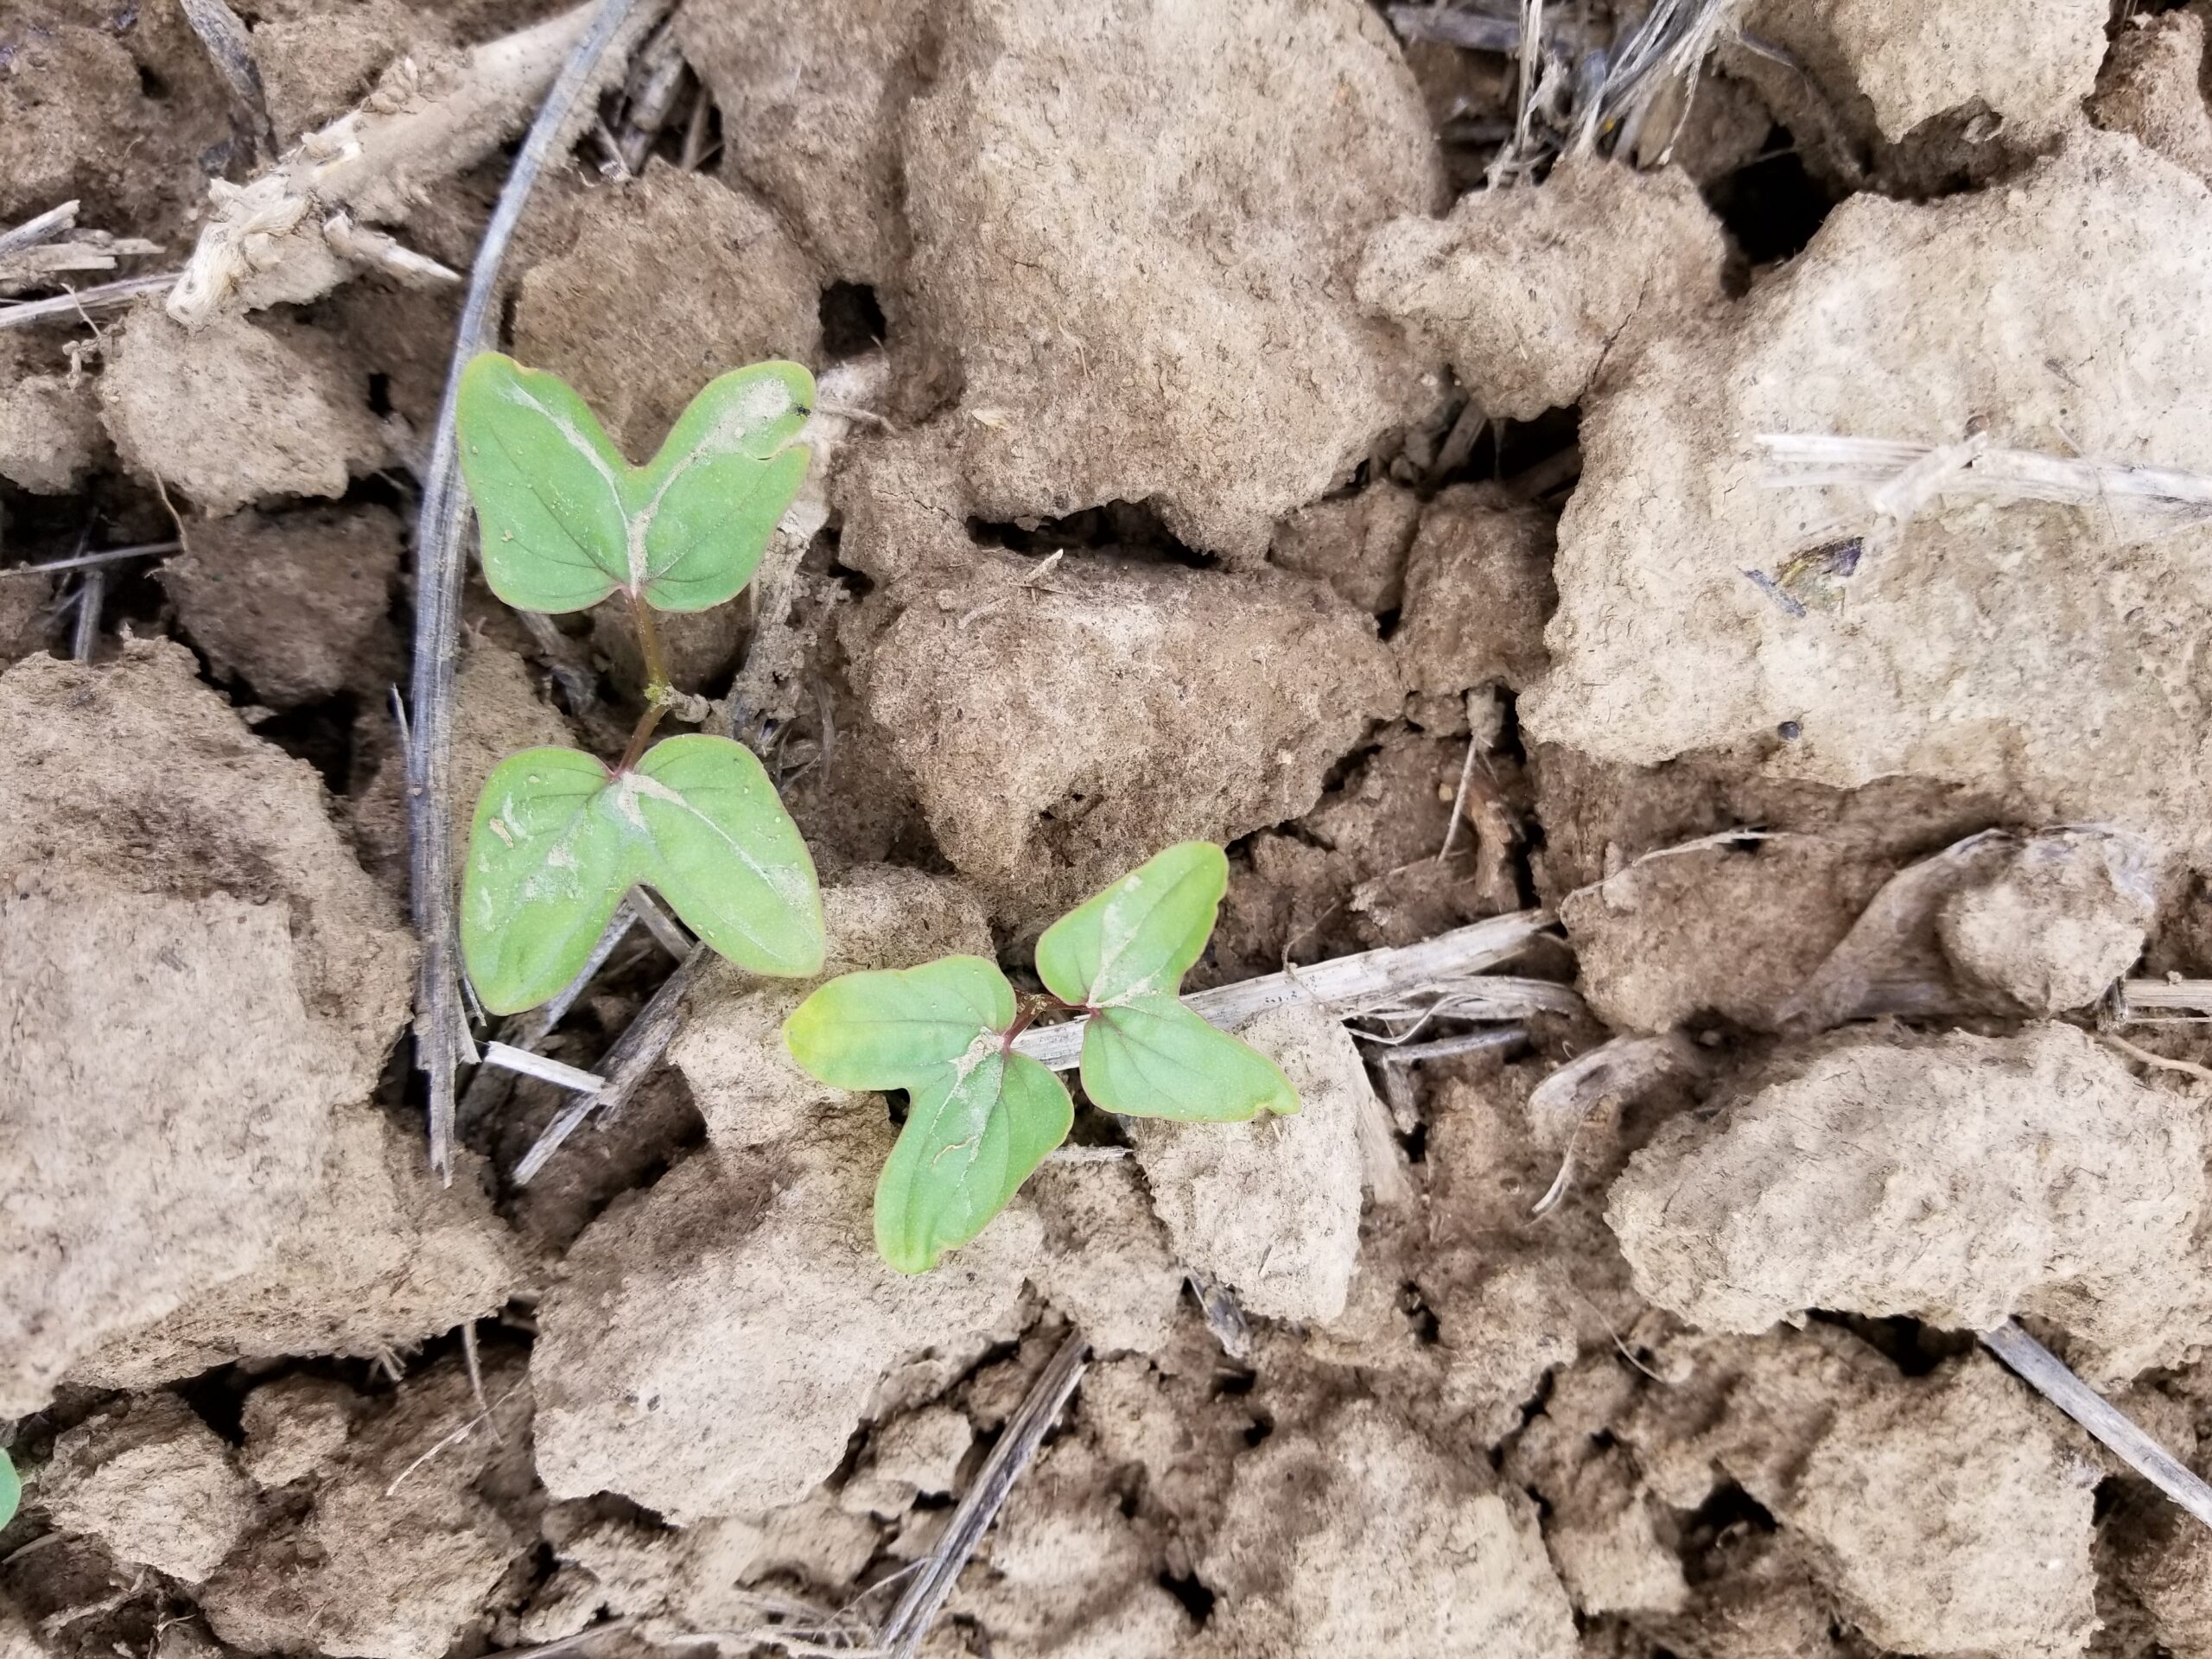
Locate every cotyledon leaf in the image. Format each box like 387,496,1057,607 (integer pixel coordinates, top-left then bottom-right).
461,746,639,1015
456,353,816,615
1033,843,1299,1122
0,1448,18,1531
1035,841,1229,1008
874,1047,1074,1274
457,354,633,613
1080,990,1297,1122
784,956,1017,1091
461,736,823,1016
631,360,817,612
625,734,824,979
784,956,1077,1274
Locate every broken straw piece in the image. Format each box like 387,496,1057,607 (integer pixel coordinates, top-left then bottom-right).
0,200,162,295
1759,431,2212,533
480,1041,606,1093
1981,1320,2212,1536
167,3,595,325
1012,907,1560,1071
1527,1031,1699,1217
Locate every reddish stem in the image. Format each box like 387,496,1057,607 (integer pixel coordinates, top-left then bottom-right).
613,702,666,775
1001,993,1095,1053
613,587,673,774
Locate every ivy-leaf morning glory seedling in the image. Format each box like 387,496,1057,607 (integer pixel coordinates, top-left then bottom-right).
785,957,1074,1275
454,354,825,1014
1036,840,1298,1122
459,353,814,615
783,841,1297,1274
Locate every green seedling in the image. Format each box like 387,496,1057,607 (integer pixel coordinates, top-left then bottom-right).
454,353,825,1014
0,1448,18,1530
785,842,1297,1274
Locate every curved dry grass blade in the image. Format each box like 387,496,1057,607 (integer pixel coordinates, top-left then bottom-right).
410,0,664,1180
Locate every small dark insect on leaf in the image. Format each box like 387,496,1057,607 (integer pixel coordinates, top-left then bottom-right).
1741,536,1864,618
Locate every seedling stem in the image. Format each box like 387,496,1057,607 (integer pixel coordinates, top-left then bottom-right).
615,587,671,773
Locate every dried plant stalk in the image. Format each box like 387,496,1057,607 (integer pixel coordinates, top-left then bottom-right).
410,0,663,1181
876,1332,1089,1656
167,3,605,325
1760,432,2212,532
1982,1320,2212,1535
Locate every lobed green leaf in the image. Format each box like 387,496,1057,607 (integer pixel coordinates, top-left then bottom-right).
627,735,824,978
785,956,1079,1274
634,361,817,612
461,737,823,1015
1034,841,1229,1008
784,956,1017,1092
875,1050,1073,1274
458,355,632,613
455,353,816,616
1079,991,1298,1122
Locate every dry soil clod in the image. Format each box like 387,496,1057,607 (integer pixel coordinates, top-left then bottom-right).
1608,1022,2212,1384
1357,156,1728,422
2089,8,2212,189
1129,1003,1370,1324
1524,132,2212,856
850,559,1401,915
99,308,389,516
1198,1399,1579,1658
0,641,413,1415
1648,1331,2105,1659
200,1356,536,1659
41,1395,256,1584
899,0,1446,561
1745,0,2107,146
529,1133,1034,1522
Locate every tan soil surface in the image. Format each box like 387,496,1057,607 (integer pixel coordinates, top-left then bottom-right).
7,4,2212,1658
